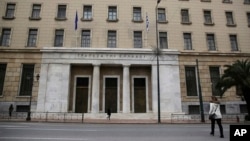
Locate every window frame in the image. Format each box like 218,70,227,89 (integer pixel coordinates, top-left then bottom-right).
81,30,91,47
185,66,198,96
206,33,216,51
209,66,221,96
54,29,64,47
3,3,16,20
55,4,67,20
203,10,214,25
30,4,41,20
133,31,142,48
181,9,191,24
107,30,117,48
83,5,92,21
19,64,35,96
183,33,192,50
225,11,236,27
27,28,38,47
229,34,239,51
107,6,118,22
0,28,11,47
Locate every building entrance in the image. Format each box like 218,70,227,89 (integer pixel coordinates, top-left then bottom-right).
134,78,146,113
75,77,89,113
104,77,118,113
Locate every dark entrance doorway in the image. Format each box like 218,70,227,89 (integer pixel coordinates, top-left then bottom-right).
105,77,118,113
75,77,89,113
134,78,146,113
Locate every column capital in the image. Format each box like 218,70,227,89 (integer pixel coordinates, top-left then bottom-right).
122,64,131,67
92,63,101,67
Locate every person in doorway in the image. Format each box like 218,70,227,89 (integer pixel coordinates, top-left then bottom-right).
9,104,14,119
209,96,224,138
107,108,111,120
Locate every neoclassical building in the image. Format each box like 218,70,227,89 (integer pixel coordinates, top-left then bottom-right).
0,0,249,119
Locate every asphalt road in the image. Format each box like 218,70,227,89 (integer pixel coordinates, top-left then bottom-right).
0,122,229,141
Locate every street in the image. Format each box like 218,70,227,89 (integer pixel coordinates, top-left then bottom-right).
0,122,229,141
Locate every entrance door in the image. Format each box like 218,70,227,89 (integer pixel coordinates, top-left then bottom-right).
75,77,89,113
134,78,146,113
105,78,118,113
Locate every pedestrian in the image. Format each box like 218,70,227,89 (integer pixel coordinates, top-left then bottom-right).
209,96,224,138
107,108,111,120
9,104,14,119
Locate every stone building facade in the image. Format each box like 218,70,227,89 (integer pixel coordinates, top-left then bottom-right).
0,0,249,119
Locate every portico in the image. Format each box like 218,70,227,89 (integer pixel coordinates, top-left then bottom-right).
36,48,182,119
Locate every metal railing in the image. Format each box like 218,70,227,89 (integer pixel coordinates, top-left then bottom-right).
0,111,247,123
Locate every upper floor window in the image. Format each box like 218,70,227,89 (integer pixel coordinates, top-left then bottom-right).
158,8,167,22
54,29,64,47
107,30,116,48
81,30,91,47
206,34,216,51
133,7,142,22
27,29,38,47
30,4,41,20
223,0,232,3
226,11,236,26
247,13,250,27
183,33,192,50
244,0,250,4
159,32,168,49
83,5,92,20
134,31,142,48
229,35,238,51
204,10,213,25
108,6,118,21
0,64,7,96
201,0,211,2
181,9,191,24
3,3,16,19
0,28,11,47
56,5,67,20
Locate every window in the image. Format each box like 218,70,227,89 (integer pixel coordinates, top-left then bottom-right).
0,64,7,96
134,31,142,48
81,30,91,47
133,7,142,21
108,6,117,21
226,11,235,26
83,5,92,20
204,10,213,25
201,0,211,2
3,3,16,19
188,105,200,115
247,13,250,26
229,35,238,51
16,105,29,112
183,33,192,50
27,29,38,47
30,4,41,19
158,8,166,22
220,105,226,114
185,67,197,96
209,67,221,96
159,32,168,49
19,64,34,96
181,9,191,24
0,28,11,46
244,0,250,4
223,0,232,3
54,29,64,47
107,30,116,48
206,34,216,51
56,5,67,19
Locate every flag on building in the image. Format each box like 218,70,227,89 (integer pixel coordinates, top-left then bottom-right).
75,11,78,30
146,13,149,32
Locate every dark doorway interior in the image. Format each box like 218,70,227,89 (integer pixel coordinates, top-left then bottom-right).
134,78,146,113
105,78,118,113
75,77,89,113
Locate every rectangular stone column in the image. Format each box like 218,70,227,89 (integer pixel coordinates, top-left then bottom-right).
151,65,158,113
122,65,130,113
91,64,100,113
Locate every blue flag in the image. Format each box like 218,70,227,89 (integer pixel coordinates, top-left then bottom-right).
75,11,78,30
